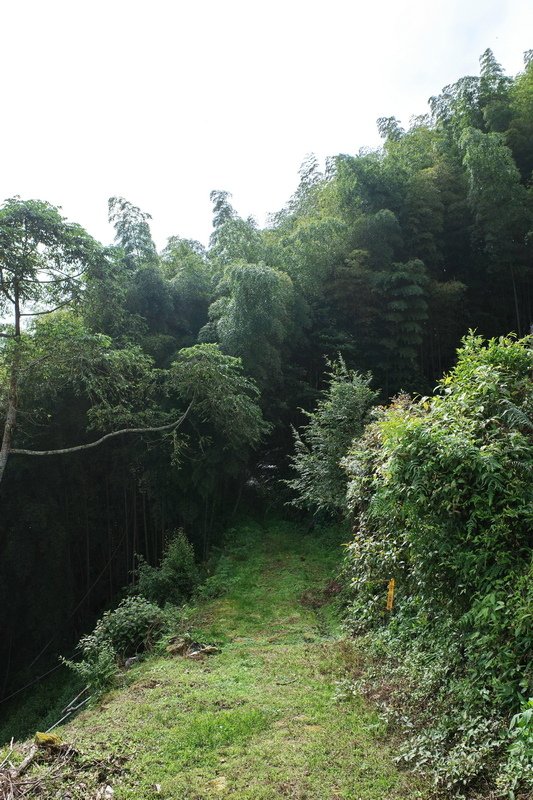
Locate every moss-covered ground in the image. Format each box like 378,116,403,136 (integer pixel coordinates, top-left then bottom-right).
1,518,429,799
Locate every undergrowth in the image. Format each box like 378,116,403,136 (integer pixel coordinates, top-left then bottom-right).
342,334,533,798
0,517,427,800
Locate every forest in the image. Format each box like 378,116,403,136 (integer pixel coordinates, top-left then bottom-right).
0,48,532,797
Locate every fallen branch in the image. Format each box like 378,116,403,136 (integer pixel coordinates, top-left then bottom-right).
8,745,37,781
1,738,79,799
61,686,89,715
0,740,14,770
46,696,92,732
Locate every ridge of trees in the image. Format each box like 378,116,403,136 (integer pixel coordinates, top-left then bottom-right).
1,48,532,743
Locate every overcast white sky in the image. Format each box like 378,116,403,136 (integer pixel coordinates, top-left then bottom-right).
1,0,532,248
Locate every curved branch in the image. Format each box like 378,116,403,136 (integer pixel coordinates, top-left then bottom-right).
19,298,76,317
10,402,193,457
21,270,85,284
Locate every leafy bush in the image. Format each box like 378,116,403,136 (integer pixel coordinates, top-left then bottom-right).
63,596,165,692
342,334,533,794
87,596,164,660
62,640,117,694
498,699,533,798
136,529,199,605
63,532,199,694
287,356,377,514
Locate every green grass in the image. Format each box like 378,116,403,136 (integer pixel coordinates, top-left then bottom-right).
1,517,429,799
0,664,82,745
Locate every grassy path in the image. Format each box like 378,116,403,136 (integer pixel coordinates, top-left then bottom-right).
18,519,428,799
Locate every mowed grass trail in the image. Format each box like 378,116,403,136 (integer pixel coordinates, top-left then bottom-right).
25,519,429,799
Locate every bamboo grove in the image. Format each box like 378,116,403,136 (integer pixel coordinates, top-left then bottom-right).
1,49,532,753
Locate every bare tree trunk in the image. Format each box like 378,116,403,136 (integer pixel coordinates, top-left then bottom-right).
160,498,166,562
231,479,244,517
0,286,21,484
0,373,18,484
142,490,149,563
85,490,90,612
132,479,137,579
1,632,13,699
510,264,522,337
124,477,129,586
106,475,113,597
10,406,192,457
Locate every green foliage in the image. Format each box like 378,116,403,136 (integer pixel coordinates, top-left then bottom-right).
62,640,118,694
5,50,533,780
508,54,533,180
202,262,295,392
19,518,424,800
498,699,533,797
169,343,269,451
108,196,157,269
343,334,533,793
10,312,114,415
86,596,165,660
288,357,378,514
10,311,167,440
63,596,165,692
136,529,199,605
161,236,212,346
194,554,237,600
125,265,174,332
459,127,530,266
0,197,105,319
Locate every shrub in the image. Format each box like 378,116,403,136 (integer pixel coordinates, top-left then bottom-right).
287,356,377,514
342,334,533,793
195,554,235,600
136,529,199,605
63,596,165,692
498,699,533,797
86,596,164,660
62,640,117,694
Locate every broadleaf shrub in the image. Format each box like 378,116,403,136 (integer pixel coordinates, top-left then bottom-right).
63,596,165,692
342,334,533,795
86,596,165,660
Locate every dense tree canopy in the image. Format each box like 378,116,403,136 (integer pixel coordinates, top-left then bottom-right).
1,52,532,780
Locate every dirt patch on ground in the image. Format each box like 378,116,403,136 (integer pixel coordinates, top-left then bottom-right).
300,579,341,609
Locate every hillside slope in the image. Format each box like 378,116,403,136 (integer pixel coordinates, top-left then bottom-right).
1,519,428,799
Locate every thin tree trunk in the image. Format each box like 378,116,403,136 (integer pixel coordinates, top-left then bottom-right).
85,489,90,611
143,490,149,563
132,479,137,579
1,632,13,699
106,476,113,598
161,498,166,562
124,476,129,586
510,264,522,337
232,479,244,517
0,286,21,484
10,405,192,457
203,497,209,560
0,374,18,484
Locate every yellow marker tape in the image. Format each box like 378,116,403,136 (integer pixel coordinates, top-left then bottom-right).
386,578,395,611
